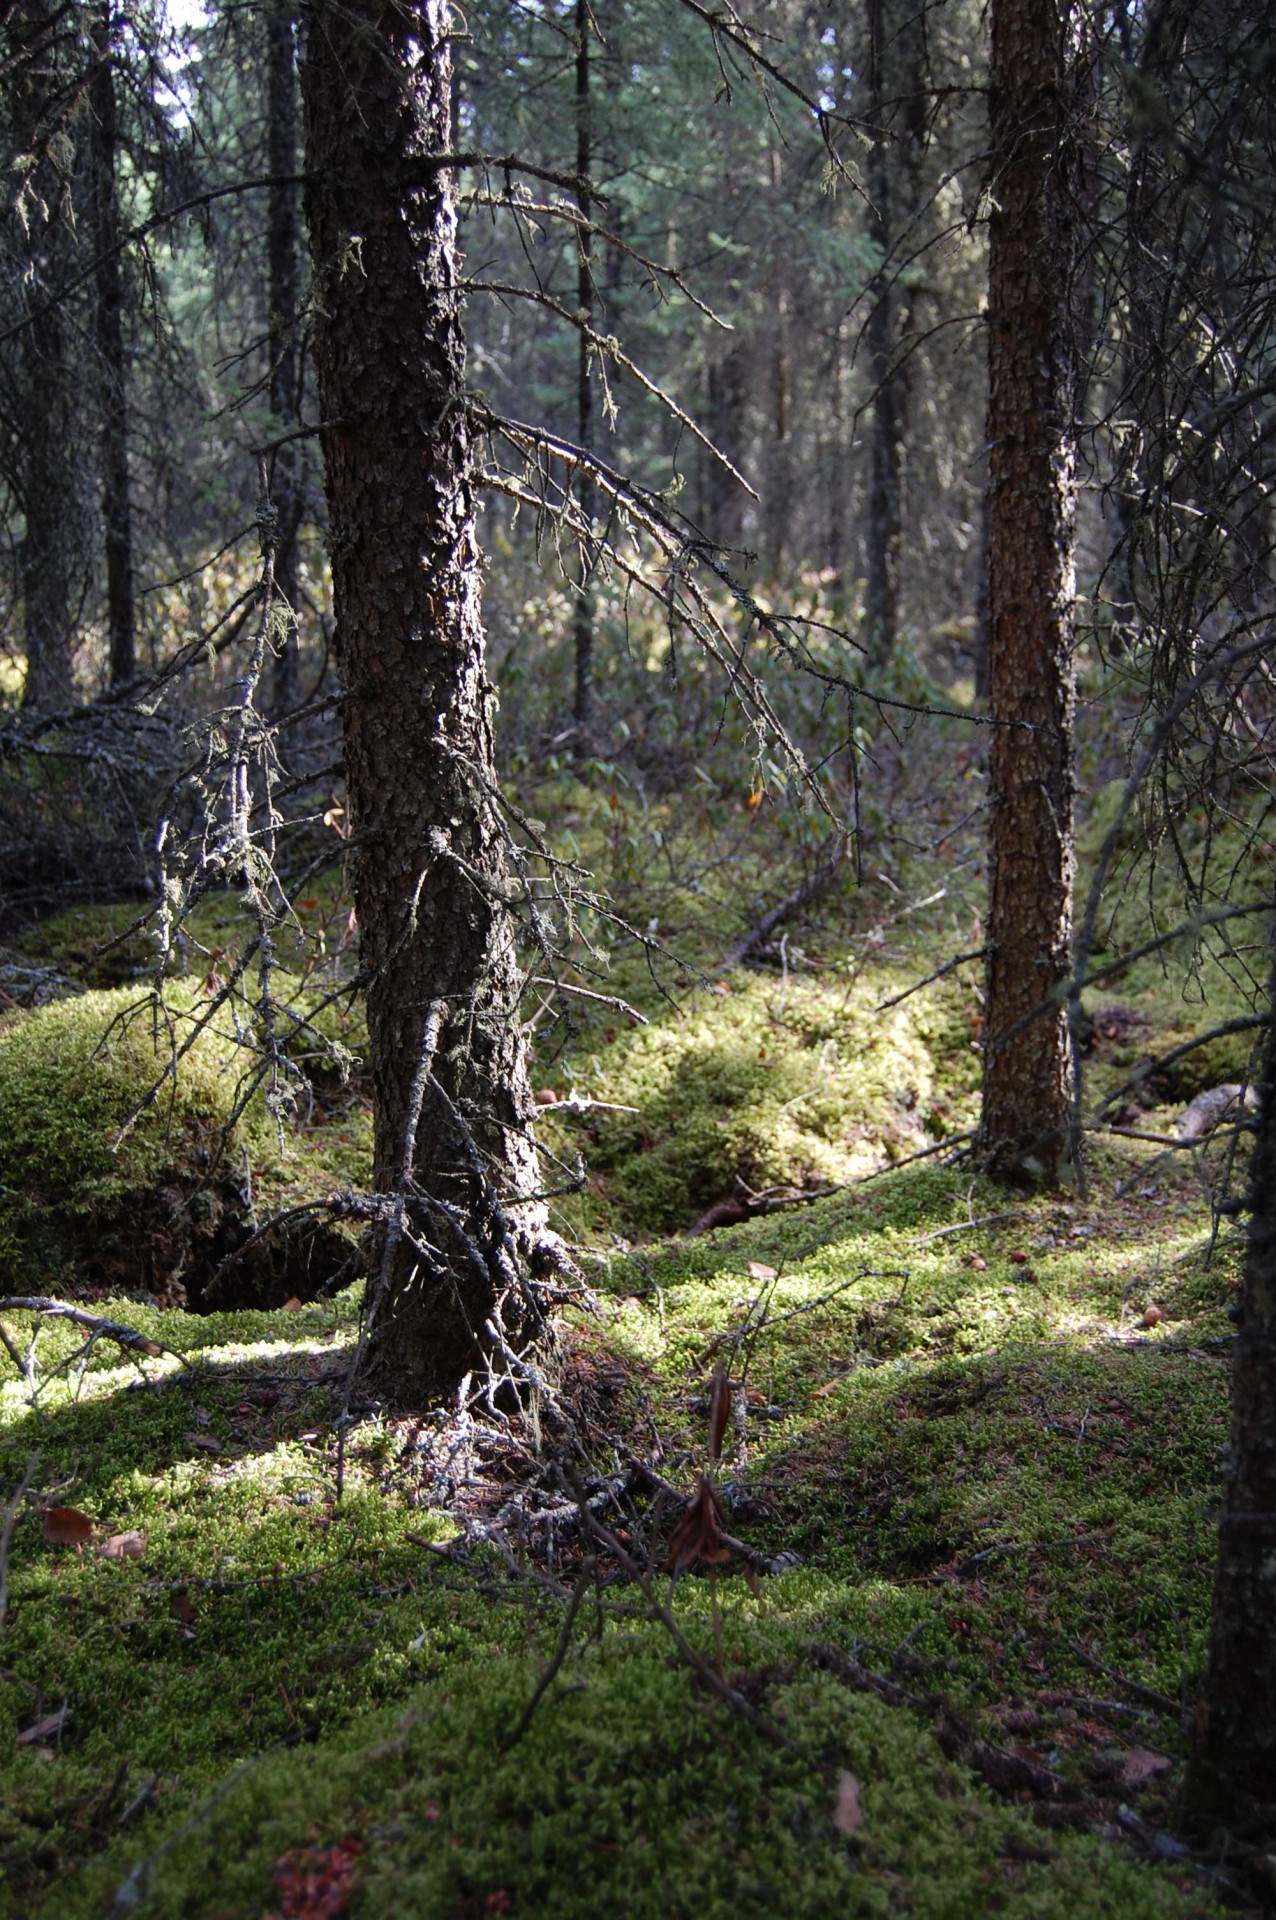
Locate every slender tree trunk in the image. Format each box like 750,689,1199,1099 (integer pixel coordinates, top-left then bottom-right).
301,0,555,1402
267,0,302,715
88,1,135,688
571,0,595,743
1187,893,1276,1832
864,0,902,665
864,0,926,667
12,0,81,712
978,0,1085,1181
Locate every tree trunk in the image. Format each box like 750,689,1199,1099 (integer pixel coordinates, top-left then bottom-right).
88,0,136,690
301,0,555,1402
571,0,595,743
978,0,1084,1182
1186,891,1276,1833
267,1,302,715
864,0,925,667
11,0,82,712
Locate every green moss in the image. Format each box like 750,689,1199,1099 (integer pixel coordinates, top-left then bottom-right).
544,970,979,1240
45,1646,1219,1919
0,984,368,1298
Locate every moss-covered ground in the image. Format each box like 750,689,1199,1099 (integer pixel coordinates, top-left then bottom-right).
0,769,1262,1918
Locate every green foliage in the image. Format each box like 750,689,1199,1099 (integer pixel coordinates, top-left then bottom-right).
0,1122,1234,1916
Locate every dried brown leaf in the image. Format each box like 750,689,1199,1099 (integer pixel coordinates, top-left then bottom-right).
832,1768,864,1833
747,1261,777,1281
665,1476,732,1573
42,1506,92,1546
99,1531,146,1562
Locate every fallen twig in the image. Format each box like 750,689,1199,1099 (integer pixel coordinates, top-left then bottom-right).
500,1554,596,1751
1070,1643,1180,1717
912,1209,1026,1244
0,1299,189,1368
719,840,847,969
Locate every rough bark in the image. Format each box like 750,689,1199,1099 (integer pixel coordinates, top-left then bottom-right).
978,0,1084,1181
88,1,136,689
301,0,552,1401
10,0,83,711
864,0,925,667
571,0,595,742
1186,892,1276,1833
267,0,302,715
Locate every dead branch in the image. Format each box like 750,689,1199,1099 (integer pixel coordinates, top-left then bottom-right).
0,1301,188,1368
719,839,849,969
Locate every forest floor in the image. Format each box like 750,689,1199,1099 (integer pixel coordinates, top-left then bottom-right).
0,759,1264,1919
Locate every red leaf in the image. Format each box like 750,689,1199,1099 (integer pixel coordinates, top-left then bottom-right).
42,1506,92,1546
272,1838,363,1919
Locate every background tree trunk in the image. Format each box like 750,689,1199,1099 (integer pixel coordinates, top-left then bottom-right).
978,0,1084,1181
864,0,925,667
571,0,595,743
11,0,83,711
267,0,302,716
88,0,136,690
301,0,552,1402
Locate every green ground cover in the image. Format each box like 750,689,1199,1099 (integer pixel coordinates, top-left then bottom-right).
0,782,1260,1918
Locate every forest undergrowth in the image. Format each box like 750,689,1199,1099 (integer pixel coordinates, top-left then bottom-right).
0,691,1265,1918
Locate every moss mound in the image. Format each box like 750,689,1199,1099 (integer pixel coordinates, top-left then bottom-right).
0,986,362,1307
543,968,980,1239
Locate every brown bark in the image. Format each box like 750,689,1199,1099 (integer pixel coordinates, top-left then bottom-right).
267,1,302,715
1186,891,1276,1834
11,0,82,711
571,0,595,742
88,1,135,688
301,0,552,1401
978,0,1084,1181
864,0,925,667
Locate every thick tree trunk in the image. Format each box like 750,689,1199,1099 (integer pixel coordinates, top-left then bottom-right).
301,0,553,1402
267,1,302,716
978,0,1083,1181
1186,892,1276,1834
88,1,136,689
